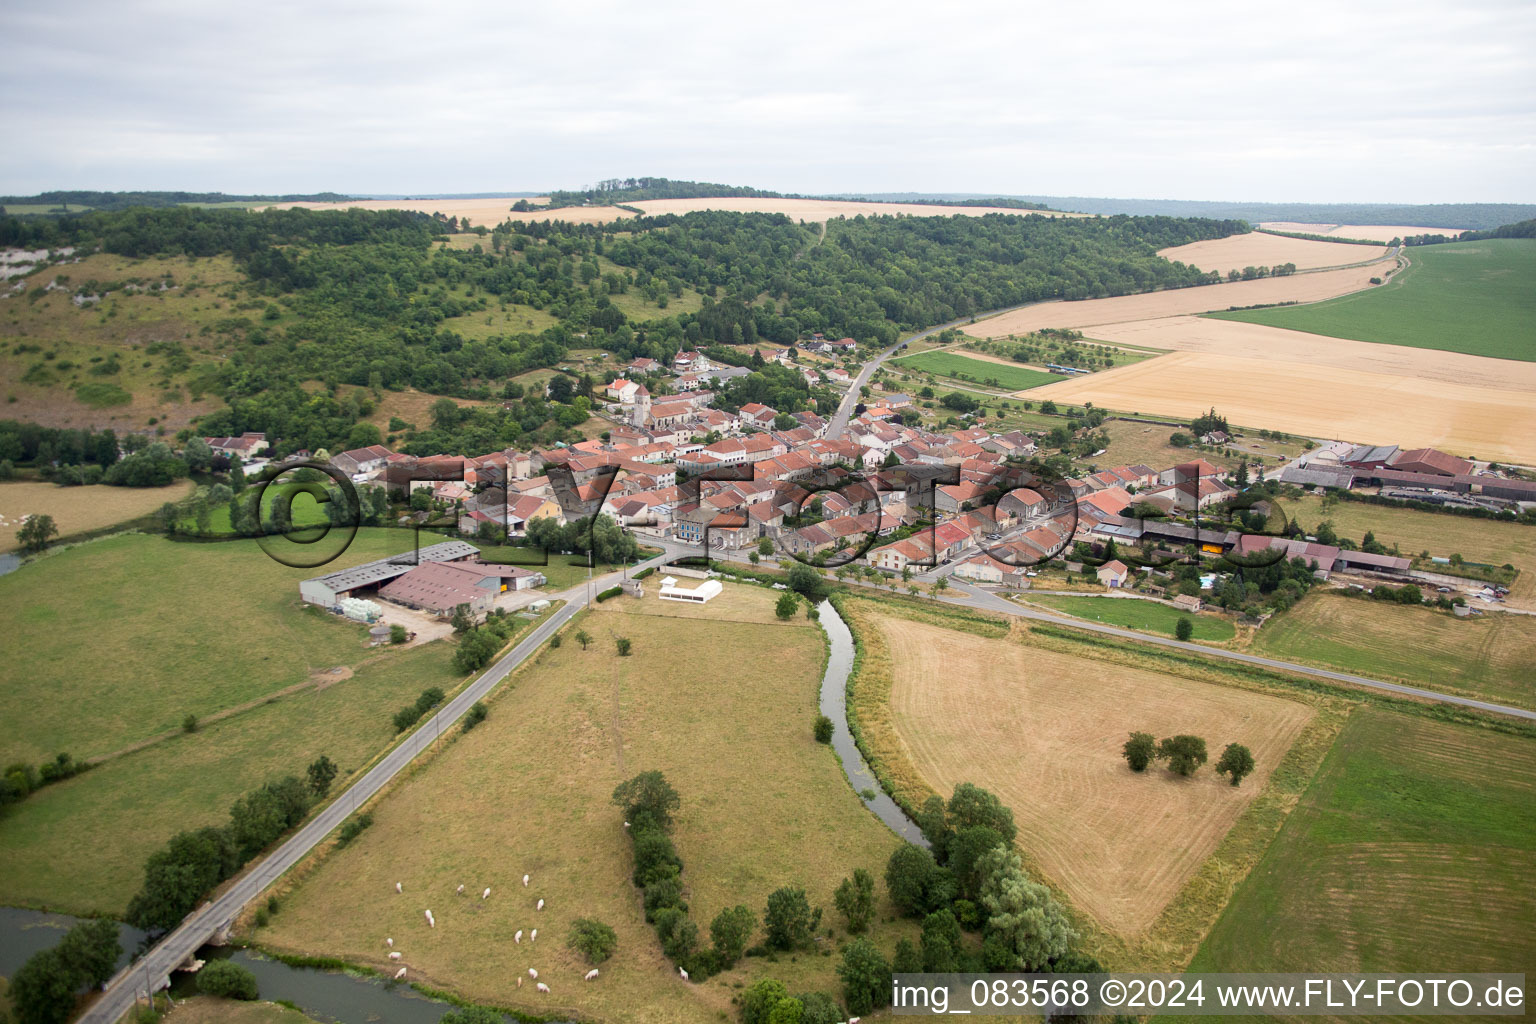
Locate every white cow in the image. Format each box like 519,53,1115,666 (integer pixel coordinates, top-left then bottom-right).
482,887,491,900
395,882,403,894
536,898,545,911
388,951,402,961
394,967,407,980
584,969,600,981
679,966,689,981
536,982,550,994
522,874,530,887
528,968,539,979
456,884,465,895
530,929,537,943
385,938,393,947
514,930,523,944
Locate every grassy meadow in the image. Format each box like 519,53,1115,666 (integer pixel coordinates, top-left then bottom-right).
1207,239,1536,360
0,642,463,915
256,585,918,1024
1187,707,1536,990
1253,593,1536,710
1030,594,1236,641
0,528,467,765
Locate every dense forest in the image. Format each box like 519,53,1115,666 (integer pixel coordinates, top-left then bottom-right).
544,177,786,207
0,190,351,212
1,203,1241,455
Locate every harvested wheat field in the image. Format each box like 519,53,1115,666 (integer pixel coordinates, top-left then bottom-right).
1082,315,1536,393
262,197,634,227
964,258,1396,337
877,615,1313,934
257,585,914,1024
1158,233,1385,273
1259,222,1467,243
628,196,1088,222
1024,350,1536,465
0,479,195,550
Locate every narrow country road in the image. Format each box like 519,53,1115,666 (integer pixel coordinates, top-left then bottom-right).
79,552,669,1024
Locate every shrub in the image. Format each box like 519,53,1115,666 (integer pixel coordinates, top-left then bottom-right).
1175,617,1194,641
567,917,618,964
775,592,799,619
710,904,756,967
462,702,488,732
836,937,892,1016
182,713,199,733
389,624,408,644
336,812,373,846
764,887,817,950
615,636,633,656
596,585,623,602
813,715,834,743
197,959,259,1000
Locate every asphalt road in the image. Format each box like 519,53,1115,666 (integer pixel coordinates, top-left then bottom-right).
79,553,668,1024
695,542,1536,722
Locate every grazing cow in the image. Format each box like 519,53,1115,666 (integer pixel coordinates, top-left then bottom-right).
456,884,464,895
394,967,407,980
585,969,599,981
536,898,545,911
514,930,523,944
528,968,538,979
385,938,393,947
482,887,491,900
536,982,550,994
424,910,435,928
522,874,530,886
395,882,403,894
388,951,401,961
679,966,689,981
530,929,537,943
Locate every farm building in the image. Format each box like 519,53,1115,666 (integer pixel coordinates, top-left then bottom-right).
658,576,723,603
1389,447,1474,477
379,561,546,617
1096,560,1130,587
1172,593,1203,613
298,540,479,608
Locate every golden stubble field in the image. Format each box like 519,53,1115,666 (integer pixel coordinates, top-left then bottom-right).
964,259,1396,338
257,586,914,1024
0,480,195,550
628,197,1089,222
1158,233,1386,273
1025,349,1536,465
1259,222,1468,243
263,197,635,227
265,195,1090,226
876,615,1314,935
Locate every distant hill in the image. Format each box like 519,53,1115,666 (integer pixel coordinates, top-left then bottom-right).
544,177,786,207
839,193,1536,232
0,190,356,213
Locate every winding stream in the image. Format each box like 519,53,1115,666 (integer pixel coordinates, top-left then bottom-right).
816,599,928,847
0,598,917,1022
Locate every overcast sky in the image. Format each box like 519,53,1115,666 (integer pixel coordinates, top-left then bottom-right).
3,0,1533,203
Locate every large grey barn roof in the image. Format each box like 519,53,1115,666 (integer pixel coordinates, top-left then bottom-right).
305,540,478,593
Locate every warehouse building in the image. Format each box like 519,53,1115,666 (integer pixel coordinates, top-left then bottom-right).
299,540,480,608
379,561,546,618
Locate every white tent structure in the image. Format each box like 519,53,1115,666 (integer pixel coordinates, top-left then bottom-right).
658,576,722,604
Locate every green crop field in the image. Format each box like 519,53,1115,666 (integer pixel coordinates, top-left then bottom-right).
1254,593,1536,710
1030,594,1236,641
1206,239,1536,360
1187,707,1536,988
891,349,1063,390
